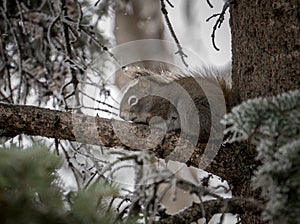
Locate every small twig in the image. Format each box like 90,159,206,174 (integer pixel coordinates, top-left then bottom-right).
36,0,48,11
160,0,188,67
76,23,122,67
60,142,82,190
64,57,86,73
198,195,207,224
69,105,118,116
62,18,122,68
206,0,231,51
74,0,83,32
218,199,228,224
0,23,13,103
212,184,231,193
84,170,98,189
47,8,63,51
78,90,119,110
94,0,102,7
206,0,213,8
165,0,174,8
177,179,223,200
55,137,59,155
60,0,79,109
16,0,26,34
0,7,23,103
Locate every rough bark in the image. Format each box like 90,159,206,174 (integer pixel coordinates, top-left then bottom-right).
231,0,300,102
0,102,238,184
156,198,263,224
230,0,299,223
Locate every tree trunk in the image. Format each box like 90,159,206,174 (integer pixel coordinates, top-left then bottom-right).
230,0,299,223
230,0,299,101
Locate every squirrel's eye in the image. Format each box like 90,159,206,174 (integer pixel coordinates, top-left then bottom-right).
128,95,138,106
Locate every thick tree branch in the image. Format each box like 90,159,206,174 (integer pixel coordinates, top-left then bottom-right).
157,178,265,223
0,102,125,147
156,197,264,224
0,103,237,183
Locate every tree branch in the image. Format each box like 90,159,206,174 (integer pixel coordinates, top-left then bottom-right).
0,103,237,183
156,197,264,224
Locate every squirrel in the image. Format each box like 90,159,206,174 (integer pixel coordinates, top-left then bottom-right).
119,66,232,142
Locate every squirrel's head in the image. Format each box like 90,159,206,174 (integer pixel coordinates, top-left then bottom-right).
119,77,151,123
119,71,171,124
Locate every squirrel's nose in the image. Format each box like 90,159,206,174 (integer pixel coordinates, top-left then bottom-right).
119,112,128,120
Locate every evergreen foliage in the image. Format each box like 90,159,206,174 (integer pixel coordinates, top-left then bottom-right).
0,145,129,224
222,90,300,223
